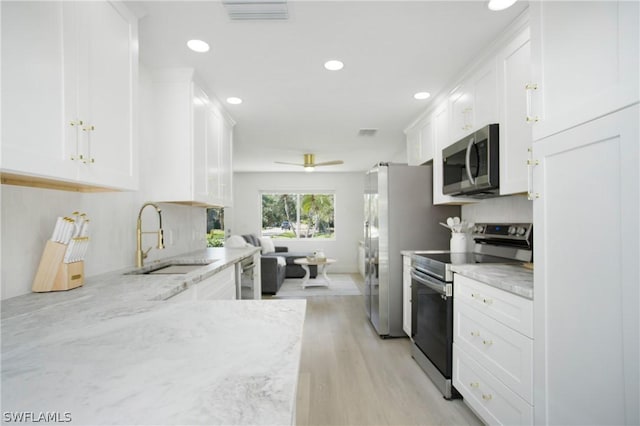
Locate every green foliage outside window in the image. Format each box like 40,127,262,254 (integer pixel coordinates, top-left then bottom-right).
261,193,335,239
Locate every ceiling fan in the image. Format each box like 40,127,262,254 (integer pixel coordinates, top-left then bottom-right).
275,153,344,172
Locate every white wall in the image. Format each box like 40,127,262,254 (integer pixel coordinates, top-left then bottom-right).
462,194,533,223
232,172,364,273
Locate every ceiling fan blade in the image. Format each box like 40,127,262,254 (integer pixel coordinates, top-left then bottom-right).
274,161,305,166
314,160,344,166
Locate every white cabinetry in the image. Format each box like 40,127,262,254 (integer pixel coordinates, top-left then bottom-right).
529,1,639,141
167,265,237,302
497,26,531,196
1,1,138,191
449,62,499,144
453,274,533,425
402,254,412,337
531,105,639,426
147,69,234,207
406,116,434,166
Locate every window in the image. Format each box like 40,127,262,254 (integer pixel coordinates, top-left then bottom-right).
206,207,224,247
261,193,335,240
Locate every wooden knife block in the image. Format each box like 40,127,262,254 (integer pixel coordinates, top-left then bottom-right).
32,241,84,292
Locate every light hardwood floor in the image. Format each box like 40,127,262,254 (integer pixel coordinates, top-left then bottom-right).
292,274,482,426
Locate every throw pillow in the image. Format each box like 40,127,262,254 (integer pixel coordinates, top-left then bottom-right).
227,235,250,248
259,237,276,254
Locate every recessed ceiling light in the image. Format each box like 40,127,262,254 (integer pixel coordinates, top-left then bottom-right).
487,0,517,11
226,97,243,105
187,39,210,53
324,60,344,71
414,92,431,100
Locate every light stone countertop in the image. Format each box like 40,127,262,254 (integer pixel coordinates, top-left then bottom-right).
1,247,307,425
451,263,534,299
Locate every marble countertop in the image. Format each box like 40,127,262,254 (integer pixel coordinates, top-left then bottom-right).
1,247,307,425
451,263,534,299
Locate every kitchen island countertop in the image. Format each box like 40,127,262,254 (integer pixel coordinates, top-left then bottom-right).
1,247,306,425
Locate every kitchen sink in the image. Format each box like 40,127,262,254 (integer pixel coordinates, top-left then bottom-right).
126,260,218,275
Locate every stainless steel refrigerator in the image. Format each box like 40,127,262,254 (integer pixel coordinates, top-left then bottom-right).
364,163,459,337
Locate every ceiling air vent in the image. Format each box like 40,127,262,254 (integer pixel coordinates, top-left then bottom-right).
358,128,378,137
222,0,288,20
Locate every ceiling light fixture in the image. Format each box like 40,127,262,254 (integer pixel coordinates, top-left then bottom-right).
324,60,344,71
226,97,243,105
487,0,517,11
414,92,431,100
187,39,210,53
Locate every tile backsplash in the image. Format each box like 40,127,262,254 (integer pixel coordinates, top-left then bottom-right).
1,184,206,300
461,194,533,223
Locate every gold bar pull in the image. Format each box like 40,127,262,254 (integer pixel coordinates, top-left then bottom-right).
482,394,493,401
470,382,480,388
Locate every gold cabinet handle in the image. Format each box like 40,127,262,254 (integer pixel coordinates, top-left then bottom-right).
469,382,480,388
482,298,493,305
482,393,493,401
470,331,480,337
482,339,493,346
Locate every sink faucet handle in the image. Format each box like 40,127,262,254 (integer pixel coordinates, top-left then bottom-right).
142,246,153,259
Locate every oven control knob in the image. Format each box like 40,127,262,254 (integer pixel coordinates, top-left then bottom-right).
517,226,527,236
508,226,516,235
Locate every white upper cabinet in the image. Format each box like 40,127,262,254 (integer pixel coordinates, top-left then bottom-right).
146,68,234,207
406,115,434,166
449,62,499,144
497,26,532,196
1,1,138,191
529,1,639,141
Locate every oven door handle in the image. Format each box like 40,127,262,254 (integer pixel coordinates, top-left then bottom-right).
465,137,476,185
411,269,449,296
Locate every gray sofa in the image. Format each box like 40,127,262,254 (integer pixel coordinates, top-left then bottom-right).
241,234,318,294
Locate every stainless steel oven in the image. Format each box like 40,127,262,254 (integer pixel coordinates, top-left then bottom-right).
410,223,533,399
442,124,499,197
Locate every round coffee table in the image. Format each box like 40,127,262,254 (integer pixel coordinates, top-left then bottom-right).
294,257,337,288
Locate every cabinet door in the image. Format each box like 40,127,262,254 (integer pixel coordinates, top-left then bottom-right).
532,105,639,425
192,85,209,203
1,1,77,181
498,27,531,196
207,107,223,205
197,266,236,300
406,124,422,166
530,1,639,140
77,1,137,190
402,255,411,337
419,117,434,164
220,115,234,206
472,62,498,130
449,84,473,142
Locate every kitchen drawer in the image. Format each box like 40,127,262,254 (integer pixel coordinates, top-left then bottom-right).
455,299,533,403
453,343,533,426
454,274,533,337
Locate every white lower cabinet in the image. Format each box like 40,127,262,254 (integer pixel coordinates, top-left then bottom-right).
453,274,533,425
167,265,236,302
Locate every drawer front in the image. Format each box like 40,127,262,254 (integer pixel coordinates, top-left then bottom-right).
197,266,236,300
453,344,533,426
455,300,533,403
454,274,533,337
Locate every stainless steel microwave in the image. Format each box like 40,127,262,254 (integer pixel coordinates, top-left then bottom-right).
442,124,499,197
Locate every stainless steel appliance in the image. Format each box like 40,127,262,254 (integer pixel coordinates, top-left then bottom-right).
363,163,459,337
410,223,533,399
236,256,259,299
442,124,499,197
